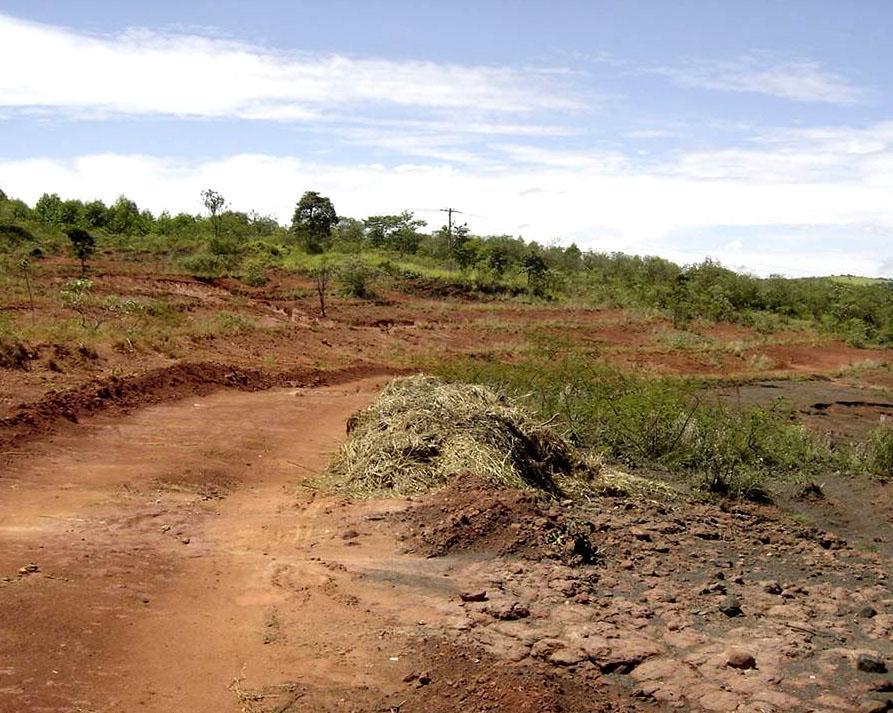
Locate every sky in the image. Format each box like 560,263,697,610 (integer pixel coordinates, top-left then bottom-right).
1,1,892,277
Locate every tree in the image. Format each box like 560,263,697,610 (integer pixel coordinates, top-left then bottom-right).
454,238,482,271
521,250,548,287
486,244,511,275
83,199,109,229
291,191,337,254
363,211,426,254
67,228,95,275
34,193,64,225
201,189,226,242
106,195,146,234
331,217,365,252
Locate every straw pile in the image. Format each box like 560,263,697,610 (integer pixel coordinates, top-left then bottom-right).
319,375,592,497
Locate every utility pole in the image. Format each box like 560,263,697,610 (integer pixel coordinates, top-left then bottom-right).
440,207,463,254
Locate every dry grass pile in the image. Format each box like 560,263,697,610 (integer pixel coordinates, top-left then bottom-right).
319,374,593,497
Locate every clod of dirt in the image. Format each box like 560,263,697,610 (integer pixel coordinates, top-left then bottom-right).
0,340,33,370
320,375,593,497
726,650,757,669
858,654,889,674
394,472,599,565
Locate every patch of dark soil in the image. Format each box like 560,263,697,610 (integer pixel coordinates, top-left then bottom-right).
0,360,401,453
395,473,598,565
717,378,893,441
777,473,893,558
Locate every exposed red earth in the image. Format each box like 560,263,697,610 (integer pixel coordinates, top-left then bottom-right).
1,259,892,712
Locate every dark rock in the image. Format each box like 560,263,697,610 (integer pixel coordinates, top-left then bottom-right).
460,591,488,602
719,596,743,617
727,651,757,670
859,606,879,619
764,581,783,595
858,698,891,713
340,529,360,540
858,654,889,674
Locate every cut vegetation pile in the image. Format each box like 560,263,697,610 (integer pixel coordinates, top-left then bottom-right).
320,374,591,497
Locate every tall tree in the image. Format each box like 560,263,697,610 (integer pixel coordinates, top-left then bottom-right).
291,191,337,254
201,189,226,242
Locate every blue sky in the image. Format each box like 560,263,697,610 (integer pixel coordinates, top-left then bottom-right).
1,1,892,276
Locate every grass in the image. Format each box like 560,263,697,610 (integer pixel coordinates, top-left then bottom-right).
428,352,883,500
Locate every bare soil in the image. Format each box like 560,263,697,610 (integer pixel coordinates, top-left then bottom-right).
1,375,891,713
1,258,892,711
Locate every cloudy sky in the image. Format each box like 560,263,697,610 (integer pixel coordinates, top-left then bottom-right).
1,1,892,277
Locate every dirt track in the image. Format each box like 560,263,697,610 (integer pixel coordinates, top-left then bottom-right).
2,376,893,713
0,377,442,712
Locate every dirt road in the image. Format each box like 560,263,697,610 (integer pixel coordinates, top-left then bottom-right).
3,376,892,713
0,378,459,713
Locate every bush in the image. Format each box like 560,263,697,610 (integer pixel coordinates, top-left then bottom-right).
337,257,376,298
0,338,31,369
178,252,231,278
860,426,893,478
240,255,271,286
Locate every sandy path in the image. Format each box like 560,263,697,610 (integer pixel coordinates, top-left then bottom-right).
0,378,455,713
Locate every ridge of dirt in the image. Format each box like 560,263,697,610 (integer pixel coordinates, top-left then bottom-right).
0,360,402,453
396,472,598,565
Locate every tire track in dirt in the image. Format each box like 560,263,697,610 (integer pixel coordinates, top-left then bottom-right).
0,376,454,713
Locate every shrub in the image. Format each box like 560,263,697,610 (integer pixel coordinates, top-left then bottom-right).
0,338,31,369
860,426,893,478
178,252,231,278
240,255,271,286
337,257,376,298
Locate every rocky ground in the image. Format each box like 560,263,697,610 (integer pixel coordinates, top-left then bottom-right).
381,475,893,713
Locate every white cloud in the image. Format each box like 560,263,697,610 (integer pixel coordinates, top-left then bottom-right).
656,53,868,104
0,13,581,120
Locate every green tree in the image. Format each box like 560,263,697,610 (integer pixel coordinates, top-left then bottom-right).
454,237,483,271
331,217,364,251
82,199,109,229
67,228,95,275
106,196,147,234
34,193,64,225
291,191,337,254
521,250,548,295
363,211,426,254
201,189,226,242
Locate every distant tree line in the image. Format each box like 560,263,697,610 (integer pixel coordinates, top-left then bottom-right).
1,187,891,346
